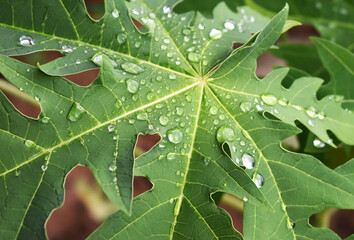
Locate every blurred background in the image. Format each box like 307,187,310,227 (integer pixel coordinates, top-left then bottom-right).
0,0,353,239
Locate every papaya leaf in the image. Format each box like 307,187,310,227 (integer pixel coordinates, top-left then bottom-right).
0,1,354,240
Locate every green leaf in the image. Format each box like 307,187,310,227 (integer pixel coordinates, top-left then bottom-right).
313,37,354,111
1,1,354,240
245,0,354,49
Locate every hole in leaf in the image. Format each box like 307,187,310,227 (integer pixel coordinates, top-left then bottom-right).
134,133,161,158
309,208,354,239
63,69,100,87
46,166,109,239
0,75,41,118
256,51,287,77
232,42,244,50
84,0,105,20
212,192,243,234
287,25,321,44
133,176,153,198
281,135,300,152
11,51,64,66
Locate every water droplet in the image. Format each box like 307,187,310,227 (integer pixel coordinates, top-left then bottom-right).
281,202,286,211
209,106,218,115
112,9,120,18
75,59,81,64
253,173,264,188
19,35,35,46
241,153,255,169
278,97,288,106
109,164,117,172
308,119,315,126
243,196,249,202
198,23,205,30
313,139,325,148
204,156,211,165
34,96,41,101
174,197,181,215
41,116,50,124
135,42,141,48
92,54,103,66
121,62,144,75
287,217,295,229
163,5,172,14
126,79,139,93
147,92,154,101
188,52,201,62
41,165,48,171
159,115,169,126
216,125,236,142
137,113,148,121
186,95,192,102
176,107,184,116
67,103,85,122
167,129,183,144
224,20,235,30
209,28,222,39
261,93,277,106
240,101,252,112
24,140,35,148
61,45,73,53
117,33,127,44
305,106,318,118
129,119,135,124
167,153,176,160
317,111,325,120
108,124,116,132
15,170,21,176
169,74,176,80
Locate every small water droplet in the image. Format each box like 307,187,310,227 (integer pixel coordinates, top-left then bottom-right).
243,196,249,202
240,101,252,112
224,20,235,30
67,103,85,122
216,125,236,142
163,5,172,14
287,217,295,229
34,96,41,101
108,124,116,132
41,165,48,171
121,62,144,75
313,139,325,148
305,106,318,118
75,59,81,64
209,28,222,39
188,52,201,62
92,54,103,66
278,97,288,106
317,111,325,120
19,35,35,46
169,74,176,80
176,107,184,116
147,92,154,101
41,116,50,124
112,9,120,18
24,140,35,148
204,156,211,165
253,173,264,188
241,153,255,169
167,129,183,144
137,113,148,121
167,153,176,160
159,115,169,126
61,45,73,53
126,79,139,93
209,106,218,115
109,164,117,172
308,119,315,126
261,93,277,106
117,33,127,44
15,170,21,177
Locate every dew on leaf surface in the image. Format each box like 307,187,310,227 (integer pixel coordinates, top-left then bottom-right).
209,28,222,39
61,44,73,53
167,129,183,144
287,217,295,229
313,139,325,148
126,79,139,93
243,196,249,202
305,106,318,118
108,124,116,132
24,140,35,148
41,116,50,124
216,125,236,142
241,153,255,169
41,165,48,171
167,153,176,160
117,33,127,44
224,20,235,30
121,62,144,75
176,107,184,116
67,103,85,122
188,52,201,62
253,173,264,188
261,93,277,106
203,156,211,165
92,54,103,66
209,106,218,115
137,113,148,120
278,97,288,106
240,101,252,112
109,164,117,172
19,35,35,46
317,111,326,120
112,9,119,18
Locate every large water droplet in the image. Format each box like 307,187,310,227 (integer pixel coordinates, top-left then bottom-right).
209,106,218,115
209,28,222,39
19,35,35,46
126,79,139,93
67,103,85,122
61,45,73,53
305,106,318,118
313,139,325,148
240,101,252,112
216,125,236,142
112,9,120,18
241,153,255,169
121,62,144,75
92,54,103,66
253,173,264,188
224,20,235,30
167,129,183,144
117,33,127,44
261,93,277,106
159,115,169,126
188,52,201,62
